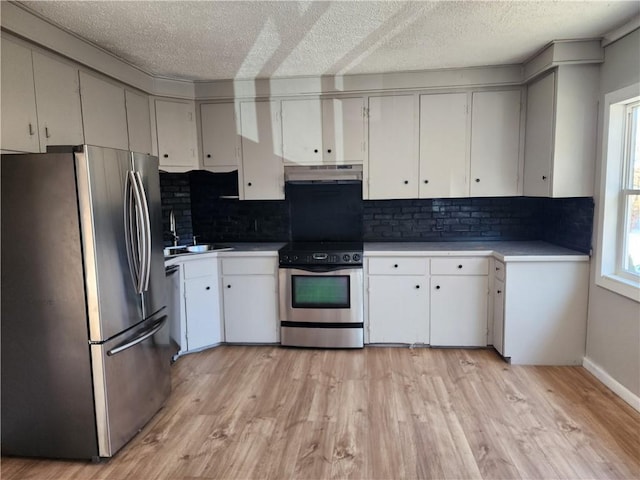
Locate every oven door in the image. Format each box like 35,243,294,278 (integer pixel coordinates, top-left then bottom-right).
279,266,364,348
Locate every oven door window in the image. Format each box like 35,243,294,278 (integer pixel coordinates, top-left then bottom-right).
291,275,350,309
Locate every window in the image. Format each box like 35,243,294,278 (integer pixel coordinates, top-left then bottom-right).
619,101,640,279
596,83,640,302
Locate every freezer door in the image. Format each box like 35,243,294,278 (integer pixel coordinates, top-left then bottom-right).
77,145,144,341
132,152,166,319
91,311,171,457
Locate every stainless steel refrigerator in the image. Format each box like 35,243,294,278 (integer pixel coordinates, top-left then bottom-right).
1,145,171,460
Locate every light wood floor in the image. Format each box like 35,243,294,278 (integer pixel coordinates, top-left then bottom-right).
2,346,639,480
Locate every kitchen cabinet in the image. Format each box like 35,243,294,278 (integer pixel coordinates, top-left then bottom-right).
201,102,239,171
79,71,129,150
125,90,152,154
32,52,84,152
368,94,418,199
499,260,588,365
239,101,284,200
419,93,468,198
281,97,365,165
523,66,599,197
367,257,429,344
1,38,40,153
221,256,279,343
429,257,489,347
155,99,199,171
182,258,223,352
470,90,522,196
493,278,505,355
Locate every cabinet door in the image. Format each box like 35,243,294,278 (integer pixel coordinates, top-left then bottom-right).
470,90,521,196
368,95,418,199
155,99,198,169
523,72,555,197
32,52,84,152
1,39,39,152
282,98,323,164
368,276,429,344
201,102,238,170
430,276,488,346
419,93,468,198
125,90,152,154
493,279,505,355
240,101,284,200
79,71,128,150
223,275,278,343
322,97,365,164
184,276,222,351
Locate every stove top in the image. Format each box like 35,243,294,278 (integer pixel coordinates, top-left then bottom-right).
278,241,363,267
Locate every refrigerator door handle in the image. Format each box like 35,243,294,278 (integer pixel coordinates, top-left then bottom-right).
106,316,167,356
123,172,140,291
133,170,152,292
128,171,148,294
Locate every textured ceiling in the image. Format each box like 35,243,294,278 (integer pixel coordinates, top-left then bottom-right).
16,1,640,81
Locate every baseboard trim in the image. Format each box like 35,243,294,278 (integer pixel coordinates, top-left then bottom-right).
583,357,640,412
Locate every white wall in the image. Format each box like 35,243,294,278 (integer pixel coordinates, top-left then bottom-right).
586,28,640,403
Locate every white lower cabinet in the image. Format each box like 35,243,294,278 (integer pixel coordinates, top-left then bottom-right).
182,258,223,352
367,257,429,344
498,261,589,365
429,257,489,347
492,278,505,355
221,256,279,343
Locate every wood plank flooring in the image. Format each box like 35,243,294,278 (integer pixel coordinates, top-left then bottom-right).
2,346,639,479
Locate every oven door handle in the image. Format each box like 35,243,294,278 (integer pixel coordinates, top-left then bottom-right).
280,265,357,273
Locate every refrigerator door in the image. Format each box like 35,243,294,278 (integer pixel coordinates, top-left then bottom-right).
91,310,171,457
1,153,99,459
132,151,166,319
77,145,144,342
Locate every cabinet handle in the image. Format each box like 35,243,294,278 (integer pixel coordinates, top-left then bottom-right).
542,175,547,180
497,290,502,294
163,154,169,158
247,182,252,186
458,264,463,269
435,285,441,290
475,178,480,183
424,180,429,184
404,180,409,185
28,123,35,136
207,154,211,158
45,126,51,139
327,149,332,153
227,285,231,288
415,285,420,289
496,266,501,271
314,149,319,153
394,264,398,268
206,286,210,290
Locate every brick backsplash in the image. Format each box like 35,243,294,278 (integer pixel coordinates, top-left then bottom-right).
160,171,594,253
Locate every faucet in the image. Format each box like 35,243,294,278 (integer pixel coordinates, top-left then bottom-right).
169,210,179,246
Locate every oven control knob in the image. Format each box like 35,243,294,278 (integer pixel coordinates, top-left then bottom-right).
343,254,351,262
353,254,361,262
282,255,289,262
293,255,298,261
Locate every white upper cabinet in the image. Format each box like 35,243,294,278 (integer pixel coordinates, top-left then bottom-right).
80,71,129,150
32,52,84,152
419,93,468,198
200,102,239,171
470,90,522,196
125,90,152,154
281,97,365,164
155,99,199,171
239,101,284,200
523,66,599,197
1,39,40,152
368,94,418,199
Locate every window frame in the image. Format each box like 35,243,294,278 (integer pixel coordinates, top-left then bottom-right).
596,83,640,302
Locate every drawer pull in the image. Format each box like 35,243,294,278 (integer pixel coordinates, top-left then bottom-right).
227,285,231,288
394,264,398,268
435,285,440,290
457,264,463,269
415,285,420,289
206,286,210,290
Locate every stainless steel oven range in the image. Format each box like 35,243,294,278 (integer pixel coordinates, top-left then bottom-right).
278,242,364,348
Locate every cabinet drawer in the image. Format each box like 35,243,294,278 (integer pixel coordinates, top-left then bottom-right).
368,257,428,275
183,258,218,279
494,260,505,281
222,257,276,275
430,257,488,275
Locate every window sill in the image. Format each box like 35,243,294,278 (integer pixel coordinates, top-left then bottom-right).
597,273,640,303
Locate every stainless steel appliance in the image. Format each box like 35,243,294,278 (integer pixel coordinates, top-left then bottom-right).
279,242,364,348
1,145,171,460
